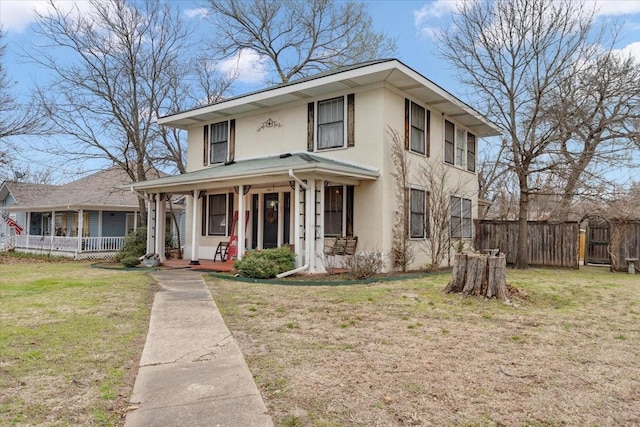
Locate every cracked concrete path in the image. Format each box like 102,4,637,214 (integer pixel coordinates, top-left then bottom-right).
124,270,273,427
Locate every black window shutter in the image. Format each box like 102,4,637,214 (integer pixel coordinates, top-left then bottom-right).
201,195,207,236
404,99,410,150
347,94,355,147
307,102,315,152
426,110,431,157
203,125,209,166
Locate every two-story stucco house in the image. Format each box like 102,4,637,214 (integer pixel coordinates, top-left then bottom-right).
128,59,500,273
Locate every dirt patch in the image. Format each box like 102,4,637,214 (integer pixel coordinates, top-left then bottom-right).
207,268,640,426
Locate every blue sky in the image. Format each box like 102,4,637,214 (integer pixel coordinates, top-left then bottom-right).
1,0,640,178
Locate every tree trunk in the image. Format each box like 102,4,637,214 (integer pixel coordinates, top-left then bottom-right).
444,253,467,293
516,185,529,269
446,252,509,301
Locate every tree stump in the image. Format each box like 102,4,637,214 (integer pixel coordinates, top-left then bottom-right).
445,252,509,301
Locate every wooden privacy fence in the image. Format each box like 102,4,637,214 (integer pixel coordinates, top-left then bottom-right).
608,220,640,271
474,220,579,268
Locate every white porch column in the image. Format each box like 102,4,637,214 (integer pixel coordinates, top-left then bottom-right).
146,194,156,256
306,179,315,272
50,210,56,247
317,181,326,273
190,190,200,265
155,194,166,260
294,181,301,267
237,185,245,260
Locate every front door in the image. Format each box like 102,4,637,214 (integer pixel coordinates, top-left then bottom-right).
263,193,279,249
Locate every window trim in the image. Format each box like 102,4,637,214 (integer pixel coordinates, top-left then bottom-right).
409,187,429,239
202,193,233,236
450,195,473,239
444,119,476,172
316,96,347,151
409,101,427,155
323,184,354,237
208,121,229,164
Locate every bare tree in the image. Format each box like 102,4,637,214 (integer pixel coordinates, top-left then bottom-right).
203,0,397,84
549,51,640,219
0,31,52,179
438,0,613,268
417,160,476,269
388,127,413,271
28,0,200,220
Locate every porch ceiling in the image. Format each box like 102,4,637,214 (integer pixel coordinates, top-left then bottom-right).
125,152,379,194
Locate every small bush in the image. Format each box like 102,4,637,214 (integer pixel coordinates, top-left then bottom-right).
116,227,147,262
344,250,384,279
121,255,141,268
234,246,296,279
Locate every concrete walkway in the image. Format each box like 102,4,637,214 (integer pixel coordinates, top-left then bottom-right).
124,270,273,427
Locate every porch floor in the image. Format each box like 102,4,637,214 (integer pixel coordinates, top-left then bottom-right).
161,258,235,272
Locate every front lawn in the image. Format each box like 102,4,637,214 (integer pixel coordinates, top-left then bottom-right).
207,267,640,426
0,256,154,426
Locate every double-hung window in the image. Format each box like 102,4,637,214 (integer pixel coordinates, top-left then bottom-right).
410,188,429,239
410,102,426,155
324,185,354,236
450,196,472,238
455,128,466,167
202,193,234,236
317,97,345,150
209,121,228,164
445,119,476,172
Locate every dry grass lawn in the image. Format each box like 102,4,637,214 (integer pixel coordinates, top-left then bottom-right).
207,267,640,427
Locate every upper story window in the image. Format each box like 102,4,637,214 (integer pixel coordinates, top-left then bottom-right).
210,122,228,164
308,94,355,152
407,100,430,155
317,97,345,150
445,119,476,172
203,120,235,166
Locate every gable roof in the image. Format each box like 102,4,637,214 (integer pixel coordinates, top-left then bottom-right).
127,152,379,193
2,167,154,211
158,58,501,137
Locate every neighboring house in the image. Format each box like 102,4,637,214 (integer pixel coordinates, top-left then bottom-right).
128,59,500,273
1,167,185,259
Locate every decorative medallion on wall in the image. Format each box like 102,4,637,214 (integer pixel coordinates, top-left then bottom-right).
257,118,283,132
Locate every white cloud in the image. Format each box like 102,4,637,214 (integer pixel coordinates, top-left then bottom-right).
184,8,208,19
613,41,640,62
413,0,462,25
590,0,640,16
218,49,269,84
0,0,94,33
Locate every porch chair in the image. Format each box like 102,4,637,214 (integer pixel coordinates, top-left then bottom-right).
214,241,230,262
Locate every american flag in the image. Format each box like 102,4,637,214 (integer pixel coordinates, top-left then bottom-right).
2,212,24,235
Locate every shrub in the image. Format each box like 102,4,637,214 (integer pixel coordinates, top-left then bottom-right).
121,255,141,268
117,227,147,263
344,250,384,279
235,246,296,279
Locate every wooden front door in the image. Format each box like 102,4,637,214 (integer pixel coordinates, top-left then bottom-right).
263,193,279,249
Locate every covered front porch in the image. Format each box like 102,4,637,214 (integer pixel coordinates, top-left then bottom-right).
129,153,379,275
4,208,137,259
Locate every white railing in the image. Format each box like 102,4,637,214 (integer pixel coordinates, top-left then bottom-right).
10,235,126,253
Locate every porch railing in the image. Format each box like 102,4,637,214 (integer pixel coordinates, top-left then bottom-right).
9,235,126,253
